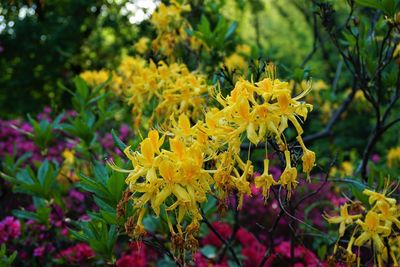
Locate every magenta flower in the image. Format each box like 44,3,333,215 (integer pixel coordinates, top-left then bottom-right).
33,246,46,257
57,243,94,263
0,216,21,244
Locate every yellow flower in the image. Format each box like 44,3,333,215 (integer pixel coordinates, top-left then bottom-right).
324,203,362,237
296,136,316,181
254,159,278,200
387,147,400,168
111,63,315,253
354,211,391,252
62,149,75,165
340,161,353,176
376,201,400,230
233,160,252,210
224,53,247,71
363,188,397,207
80,70,109,87
235,44,251,56
134,37,149,54
279,150,298,199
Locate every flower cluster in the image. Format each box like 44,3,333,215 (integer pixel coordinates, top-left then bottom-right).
150,1,202,59
208,65,314,198
223,44,251,72
0,108,76,165
81,57,210,130
115,242,158,267
56,243,94,264
0,216,21,244
118,57,209,129
325,186,400,266
113,65,315,254
196,221,321,267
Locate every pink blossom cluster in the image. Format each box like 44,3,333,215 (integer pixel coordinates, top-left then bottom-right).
116,242,157,267
56,243,95,264
0,108,76,164
0,107,134,166
0,216,21,244
196,221,321,266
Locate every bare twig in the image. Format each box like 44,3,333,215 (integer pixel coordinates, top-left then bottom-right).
201,210,243,267
303,88,356,143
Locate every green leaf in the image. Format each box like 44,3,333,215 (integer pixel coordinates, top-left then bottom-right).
93,196,115,213
355,0,384,10
351,183,369,205
106,171,125,203
200,245,217,259
37,161,49,186
12,210,38,221
224,21,237,40
93,162,109,186
317,244,327,260
74,76,89,101
111,129,128,153
143,215,159,233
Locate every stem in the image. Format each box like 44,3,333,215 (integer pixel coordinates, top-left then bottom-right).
303,88,356,144
201,211,243,267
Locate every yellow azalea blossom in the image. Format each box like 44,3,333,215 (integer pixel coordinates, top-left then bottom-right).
363,188,397,207
327,187,400,266
387,147,400,168
134,37,149,54
279,150,298,199
80,70,109,87
324,203,362,237
296,136,316,181
354,211,391,252
62,149,75,165
112,64,315,254
235,44,251,56
255,159,278,200
340,161,353,176
149,1,194,59
376,200,400,230
233,160,252,210
224,53,247,71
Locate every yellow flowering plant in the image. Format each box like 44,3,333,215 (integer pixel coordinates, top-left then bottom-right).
109,62,316,259
326,183,400,266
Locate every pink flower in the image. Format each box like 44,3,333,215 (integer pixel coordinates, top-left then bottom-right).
274,241,320,267
236,228,259,246
202,222,232,248
236,228,267,266
57,243,94,263
371,154,380,163
116,255,147,267
33,246,46,257
0,216,21,244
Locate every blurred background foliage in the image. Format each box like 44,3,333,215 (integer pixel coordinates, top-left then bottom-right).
1,0,399,156
1,0,337,117
0,0,139,116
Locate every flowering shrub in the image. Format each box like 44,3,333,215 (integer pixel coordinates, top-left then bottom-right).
1,1,400,267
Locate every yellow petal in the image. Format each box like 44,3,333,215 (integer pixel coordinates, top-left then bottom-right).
354,232,371,247
178,114,191,135
140,138,154,164
153,187,172,216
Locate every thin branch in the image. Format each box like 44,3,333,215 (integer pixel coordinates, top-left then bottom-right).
201,211,243,267
303,88,356,143
301,14,319,68
217,194,240,263
358,116,400,179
